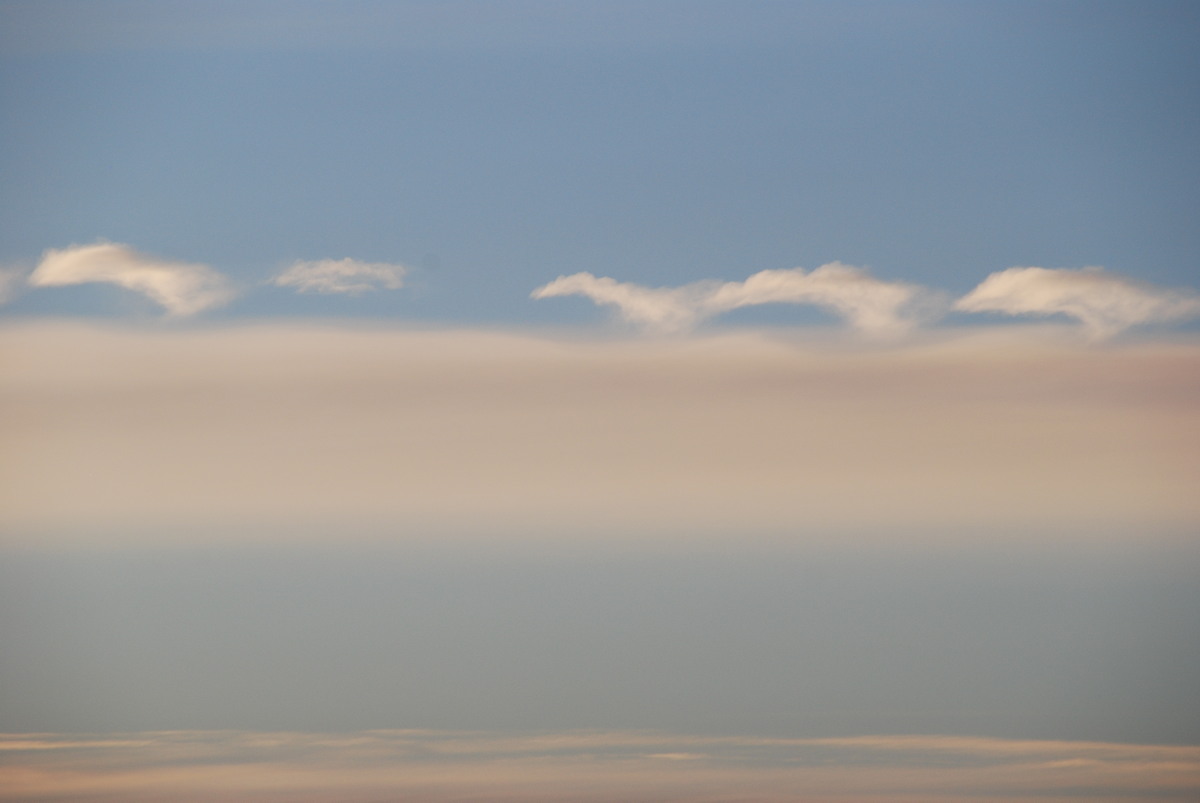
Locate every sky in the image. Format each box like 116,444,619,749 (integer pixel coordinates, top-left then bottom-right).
2,1,1199,800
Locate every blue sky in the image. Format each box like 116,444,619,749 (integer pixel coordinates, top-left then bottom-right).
2,3,1199,801
2,0,1198,325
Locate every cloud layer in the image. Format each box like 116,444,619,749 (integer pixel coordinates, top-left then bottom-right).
1,730,1196,802
533,263,941,335
955,266,1200,338
2,323,1196,544
272,258,407,294
27,242,234,316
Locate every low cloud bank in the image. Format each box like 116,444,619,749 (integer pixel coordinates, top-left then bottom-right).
272,258,407,294
1,730,1195,802
955,266,1200,338
27,242,234,316
533,263,941,336
2,323,1197,543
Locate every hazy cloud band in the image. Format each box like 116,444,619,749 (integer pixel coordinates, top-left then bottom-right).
2,323,1197,544
1,729,1196,802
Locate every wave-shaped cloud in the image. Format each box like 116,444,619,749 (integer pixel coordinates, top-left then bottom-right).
271,258,407,295
955,266,1200,338
27,242,234,316
532,272,711,332
533,263,942,336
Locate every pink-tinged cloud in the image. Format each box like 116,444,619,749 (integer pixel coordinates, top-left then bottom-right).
955,266,1200,338
271,258,407,295
532,263,942,336
27,242,234,316
0,730,1196,802
1,324,1197,545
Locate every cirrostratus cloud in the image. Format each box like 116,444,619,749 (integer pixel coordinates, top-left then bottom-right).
532,263,942,336
955,266,1200,338
271,258,407,295
28,242,234,316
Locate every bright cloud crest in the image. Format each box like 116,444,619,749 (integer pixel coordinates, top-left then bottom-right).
532,263,942,336
27,242,234,317
16,241,1200,340
955,266,1200,338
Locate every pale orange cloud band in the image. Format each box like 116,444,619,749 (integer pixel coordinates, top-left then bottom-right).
2,323,1197,545
1,730,1197,802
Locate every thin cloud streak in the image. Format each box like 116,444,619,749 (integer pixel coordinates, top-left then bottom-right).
955,266,1200,339
26,242,234,316
1,729,1196,802
532,263,942,336
271,258,407,295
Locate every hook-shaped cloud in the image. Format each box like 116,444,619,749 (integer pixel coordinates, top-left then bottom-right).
28,242,234,317
955,266,1200,338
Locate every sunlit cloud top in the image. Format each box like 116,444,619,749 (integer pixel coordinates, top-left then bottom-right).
11,240,1200,339
27,242,235,317
532,263,942,336
954,266,1200,339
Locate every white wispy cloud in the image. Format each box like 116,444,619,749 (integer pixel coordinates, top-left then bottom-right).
706,262,944,334
271,258,407,295
955,266,1200,338
532,263,942,335
27,242,234,316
